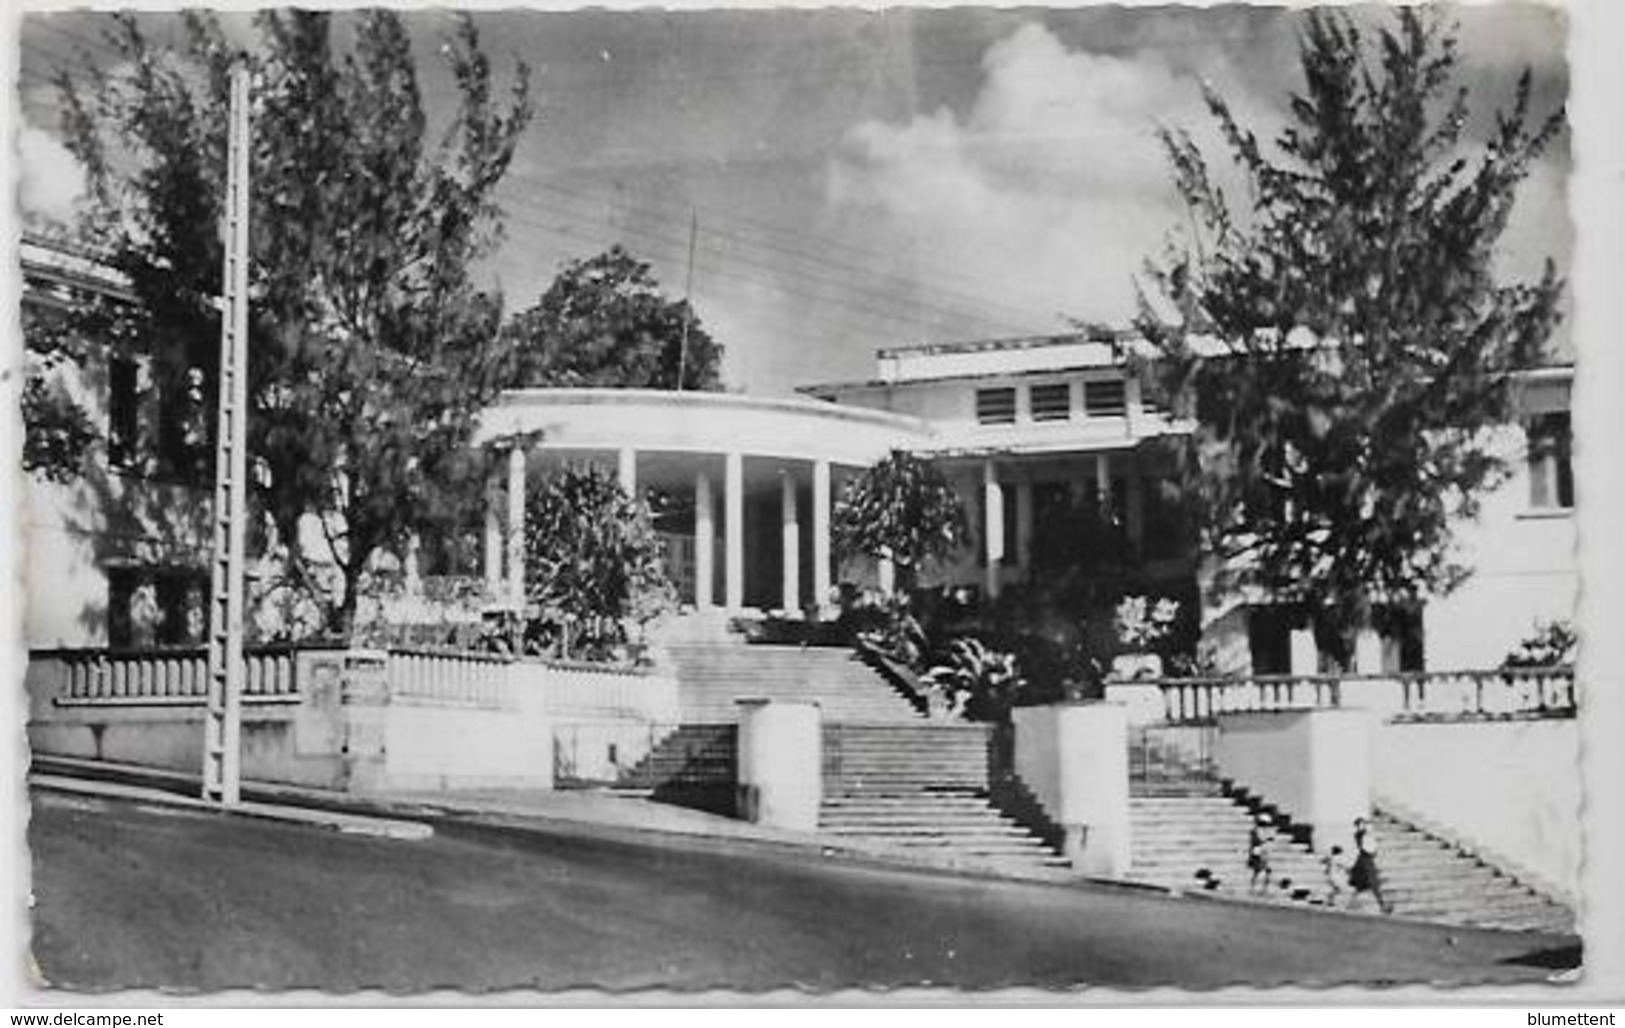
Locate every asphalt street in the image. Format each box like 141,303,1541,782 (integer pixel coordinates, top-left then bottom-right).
27,788,1576,993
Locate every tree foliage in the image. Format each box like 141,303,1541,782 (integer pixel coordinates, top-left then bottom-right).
504,245,723,391
833,449,968,588
522,463,674,657
20,299,102,482
1135,8,1564,665
52,10,532,636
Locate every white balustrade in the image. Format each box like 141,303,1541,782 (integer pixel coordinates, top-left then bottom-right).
1149,667,1574,725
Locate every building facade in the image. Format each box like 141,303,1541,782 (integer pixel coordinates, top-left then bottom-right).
20,235,215,650
20,233,1575,672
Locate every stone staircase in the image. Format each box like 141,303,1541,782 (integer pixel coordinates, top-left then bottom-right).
1367,810,1575,934
1123,737,1577,932
818,723,1068,872
1127,768,1329,904
665,641,923,723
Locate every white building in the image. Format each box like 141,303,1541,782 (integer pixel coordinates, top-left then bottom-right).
21,234,1576,673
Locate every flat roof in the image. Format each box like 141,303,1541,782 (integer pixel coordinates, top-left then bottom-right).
875,329,1131,361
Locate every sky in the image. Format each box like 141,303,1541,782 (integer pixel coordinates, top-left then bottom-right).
14,2,1572,396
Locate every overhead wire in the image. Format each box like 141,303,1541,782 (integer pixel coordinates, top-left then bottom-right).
499,171,1068,331
495,198,1036,342
496,186,1049,339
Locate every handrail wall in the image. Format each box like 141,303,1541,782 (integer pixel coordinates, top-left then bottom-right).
1143,666,1574,724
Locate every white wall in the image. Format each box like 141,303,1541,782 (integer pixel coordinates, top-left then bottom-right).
1372,719,1579,902
381,694,551,791
1426,424,1577,669
1012,703,1130,875
1213,709,1373,852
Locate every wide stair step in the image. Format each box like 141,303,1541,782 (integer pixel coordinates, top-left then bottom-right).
667,640,923,723
815,721,1064,875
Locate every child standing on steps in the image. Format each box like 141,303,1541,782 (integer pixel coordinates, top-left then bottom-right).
1247,814,1275,895
1322,845,1348,906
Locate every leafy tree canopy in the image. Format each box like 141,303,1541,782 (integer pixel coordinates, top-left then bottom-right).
1135,8,1564,665
523,463,674,657
504,245,723,391
51,10,532,637
833,449,969,589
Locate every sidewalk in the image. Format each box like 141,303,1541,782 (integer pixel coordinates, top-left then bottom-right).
26,753,1086,888
30,765,433,841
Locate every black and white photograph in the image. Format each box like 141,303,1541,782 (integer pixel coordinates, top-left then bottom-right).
9,0,1624,1000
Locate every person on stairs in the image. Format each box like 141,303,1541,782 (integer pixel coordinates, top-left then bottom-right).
1349,816,1393,914
1321,845,1348,907
1247,813,1275,896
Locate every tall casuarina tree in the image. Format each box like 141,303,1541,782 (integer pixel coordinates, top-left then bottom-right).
1136,8,1564,666
51,10,533,636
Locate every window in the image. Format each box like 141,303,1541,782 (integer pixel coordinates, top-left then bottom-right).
1527,412,1574,510
1375,605,1425,673
156,365,211,484
107,566,209,648
975,387,1016,425
107,567,137,648
1247,606,1295,675
1083,379,1127,417
108,357,140,469
1029,383,1071,422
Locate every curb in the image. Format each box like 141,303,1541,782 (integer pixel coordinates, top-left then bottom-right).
29,767,434,841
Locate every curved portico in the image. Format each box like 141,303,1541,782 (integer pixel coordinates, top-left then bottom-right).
474,388,934,616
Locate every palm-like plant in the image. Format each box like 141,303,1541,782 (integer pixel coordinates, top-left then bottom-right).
920,637,1024,721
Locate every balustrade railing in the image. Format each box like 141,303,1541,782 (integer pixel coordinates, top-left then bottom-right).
43,646,302,704
387,646,512,708
1151,666,1574,725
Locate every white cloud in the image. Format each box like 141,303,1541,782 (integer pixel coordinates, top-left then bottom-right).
16,120,87,224
826,23,1228,332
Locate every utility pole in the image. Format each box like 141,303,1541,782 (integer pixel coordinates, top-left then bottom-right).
676,207,697,390
204,62,252,807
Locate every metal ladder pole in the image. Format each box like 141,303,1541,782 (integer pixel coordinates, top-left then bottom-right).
204,64,252,806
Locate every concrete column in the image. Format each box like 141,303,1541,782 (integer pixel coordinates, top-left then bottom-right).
1125,376,1143,438
1012,703,1131,876
1354,627,1383,675
1015,479,1034,570
1290,627,1318,676
506,446,526,608
483,471,503,592
695,471,715,609
812,458,832,615
725,451,744,612
780,471,800,614
983,460,1003,600
736,700,822,831
617,446,637,498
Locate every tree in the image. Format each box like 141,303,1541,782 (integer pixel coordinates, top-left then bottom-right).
52,10,532,637
522,464,674,658
503,245,723,390
833,449,969,592
1135,8,1564,667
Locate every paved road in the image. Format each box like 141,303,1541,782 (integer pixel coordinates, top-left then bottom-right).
28,789,1575,992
